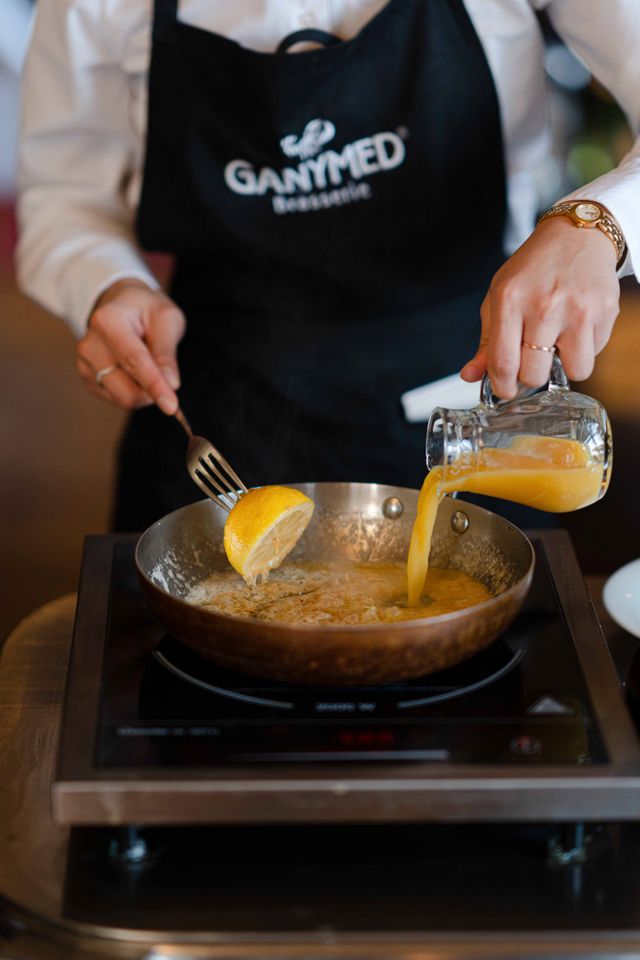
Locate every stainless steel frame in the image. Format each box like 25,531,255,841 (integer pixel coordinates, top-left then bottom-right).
52,517,640,826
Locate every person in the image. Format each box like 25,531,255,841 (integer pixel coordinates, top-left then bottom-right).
16,0,639,532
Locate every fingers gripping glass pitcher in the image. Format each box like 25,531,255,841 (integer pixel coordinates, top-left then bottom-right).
425,355,612,512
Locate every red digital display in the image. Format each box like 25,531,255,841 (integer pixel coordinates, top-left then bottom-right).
337,729,395,748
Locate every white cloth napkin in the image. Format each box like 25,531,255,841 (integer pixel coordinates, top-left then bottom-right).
400,373,481,423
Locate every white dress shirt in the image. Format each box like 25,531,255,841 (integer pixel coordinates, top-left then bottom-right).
16,0,640,337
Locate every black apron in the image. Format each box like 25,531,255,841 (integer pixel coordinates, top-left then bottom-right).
114,0,509,532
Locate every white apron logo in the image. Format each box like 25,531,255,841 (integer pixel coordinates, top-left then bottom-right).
224,120,407,215
280,119,336,160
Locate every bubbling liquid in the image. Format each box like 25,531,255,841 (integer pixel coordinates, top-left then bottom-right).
407,435,603,606
187,560,492,625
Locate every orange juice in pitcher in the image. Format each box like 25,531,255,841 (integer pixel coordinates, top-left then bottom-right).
407,356,612,605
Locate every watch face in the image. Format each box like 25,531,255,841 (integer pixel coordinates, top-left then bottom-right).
575,202,601,223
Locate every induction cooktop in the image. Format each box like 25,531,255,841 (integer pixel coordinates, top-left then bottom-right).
53,530,640,826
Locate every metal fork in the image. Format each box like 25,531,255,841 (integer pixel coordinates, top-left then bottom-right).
175,408,248,513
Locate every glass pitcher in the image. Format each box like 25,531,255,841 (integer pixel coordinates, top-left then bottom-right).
425,355,612,512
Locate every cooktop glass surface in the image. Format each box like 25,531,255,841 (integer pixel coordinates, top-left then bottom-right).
96,541,607,767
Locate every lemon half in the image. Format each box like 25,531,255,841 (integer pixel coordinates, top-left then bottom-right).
223,486,315,586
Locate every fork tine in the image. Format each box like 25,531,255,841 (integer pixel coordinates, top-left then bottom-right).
192,466,233,512
208,447,249,494
198,454,242,505
177,408,248,511
196,458,237,505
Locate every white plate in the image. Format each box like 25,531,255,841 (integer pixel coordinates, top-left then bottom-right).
603,558,640,639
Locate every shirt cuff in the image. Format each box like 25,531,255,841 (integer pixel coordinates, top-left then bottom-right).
72,258,161,338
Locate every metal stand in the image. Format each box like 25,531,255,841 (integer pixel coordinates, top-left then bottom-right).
107,825,155,867
548,822,588,865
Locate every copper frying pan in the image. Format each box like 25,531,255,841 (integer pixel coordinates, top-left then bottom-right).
135,482,534,685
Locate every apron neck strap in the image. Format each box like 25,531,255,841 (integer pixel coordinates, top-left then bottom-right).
277,29,342,53
152,0,179,43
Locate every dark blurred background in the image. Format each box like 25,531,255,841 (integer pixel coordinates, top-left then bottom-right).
0,4,638,639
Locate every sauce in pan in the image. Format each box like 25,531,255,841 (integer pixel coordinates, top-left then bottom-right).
186,560,492,625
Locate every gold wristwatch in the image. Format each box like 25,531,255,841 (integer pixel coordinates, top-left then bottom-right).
538,200,627,269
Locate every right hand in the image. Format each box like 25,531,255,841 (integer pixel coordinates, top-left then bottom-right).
76,278,186,414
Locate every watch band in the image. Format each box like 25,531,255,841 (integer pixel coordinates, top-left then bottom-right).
538,201,627,269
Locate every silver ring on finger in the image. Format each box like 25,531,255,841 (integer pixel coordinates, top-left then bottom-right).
522,341,556,354
95,363,120,386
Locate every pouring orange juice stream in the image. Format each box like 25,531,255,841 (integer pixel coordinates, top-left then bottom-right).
406,435,604,607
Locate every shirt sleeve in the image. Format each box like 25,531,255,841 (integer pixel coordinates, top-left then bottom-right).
15,0,159,338
540,0,640,279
